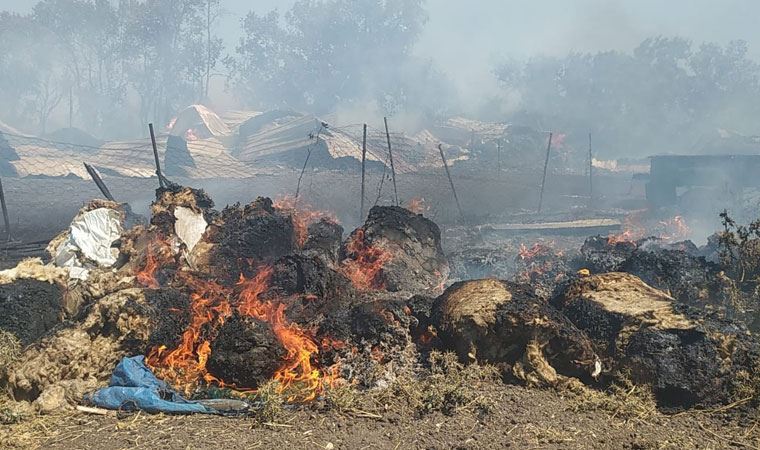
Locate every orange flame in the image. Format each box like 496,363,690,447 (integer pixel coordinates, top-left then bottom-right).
136,238,172,288
607,213,646,245
657,215,690,242
274,196,338,248
146,276,232,394
237,267,337,402
518,242,554,261
340,228,392,290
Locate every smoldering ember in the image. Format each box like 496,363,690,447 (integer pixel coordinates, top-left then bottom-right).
5,2,760,450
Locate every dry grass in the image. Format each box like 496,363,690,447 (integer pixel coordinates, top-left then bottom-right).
324,351,501,419
0,329,21,372
566,374,658,423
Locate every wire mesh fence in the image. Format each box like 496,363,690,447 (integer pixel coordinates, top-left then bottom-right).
0,123,604,248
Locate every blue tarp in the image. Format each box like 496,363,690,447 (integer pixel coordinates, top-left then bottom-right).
84,356,215,414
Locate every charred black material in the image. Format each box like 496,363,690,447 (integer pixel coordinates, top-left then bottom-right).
0,279,61,346
143,288,191,352
210,197,296,280
303,218,344,263
207,314,285,388
578,236,636,273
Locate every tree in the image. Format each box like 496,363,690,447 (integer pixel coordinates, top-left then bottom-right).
228,0,435,116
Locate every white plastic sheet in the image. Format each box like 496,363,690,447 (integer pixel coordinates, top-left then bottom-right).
54,208,123,279
174,206,207,253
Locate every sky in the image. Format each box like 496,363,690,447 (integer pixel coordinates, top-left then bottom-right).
5,0,760,102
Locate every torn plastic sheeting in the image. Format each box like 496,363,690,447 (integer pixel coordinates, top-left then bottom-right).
84,356,216,415
174,206,207,253
53,208,123,280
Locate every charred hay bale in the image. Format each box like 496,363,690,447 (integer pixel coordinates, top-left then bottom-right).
270,254,355,302
303,218,344,264
347,206,448,294
208,197,296,280
618,242,740,310
143,288,191,351
207,314,285,388
4,288,154,407
579,236,637,273
431,279,599,385
0,278,62,346
552,272,737,407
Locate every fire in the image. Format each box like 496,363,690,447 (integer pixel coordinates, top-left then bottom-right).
237,268,337,402
274,196,337,248
607,213,646,245
518,242,553,260
141,236,338,401
146,276,232,393
406,197,428,214
657,215,690,242
340,228,392,290
136,238,171,288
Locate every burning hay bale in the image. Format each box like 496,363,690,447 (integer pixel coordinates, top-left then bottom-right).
207,315,286,388
431,279,599,386
552,272,753,407
342,206,448,294
205,197,297,280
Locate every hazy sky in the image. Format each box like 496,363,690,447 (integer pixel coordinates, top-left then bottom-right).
6,0,760,98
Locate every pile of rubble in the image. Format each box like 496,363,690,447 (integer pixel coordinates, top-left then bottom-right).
1,186,759,415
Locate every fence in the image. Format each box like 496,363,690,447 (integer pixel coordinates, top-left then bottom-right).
0,123,610,248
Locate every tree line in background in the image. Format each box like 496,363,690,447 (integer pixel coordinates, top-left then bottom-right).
495,37,760,156
1,0,759,158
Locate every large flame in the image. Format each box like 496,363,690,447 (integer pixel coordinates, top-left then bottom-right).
146,276,232,394
141,242,338,401
340,228,392,290
236,267,338,402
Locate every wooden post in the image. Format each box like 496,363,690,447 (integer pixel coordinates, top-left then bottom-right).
588,132,593,207
497,139,502,172
149,123,165,189
84,163,115,201
0,178,10,242
360,123,367,221
383,117,399,206
537,132,553,213
438,144,464,222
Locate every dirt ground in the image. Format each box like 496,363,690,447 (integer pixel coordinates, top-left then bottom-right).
2,382,758,450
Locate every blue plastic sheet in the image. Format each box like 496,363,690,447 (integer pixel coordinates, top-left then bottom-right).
84,356,214,414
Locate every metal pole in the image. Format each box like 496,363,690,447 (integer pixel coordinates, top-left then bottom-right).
84,163,115,201
0,178,11,242
360,123,367,221
588,132,593,207
149,123,165,189
537,132,553,213
438,144,464,222
383,117,399,206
